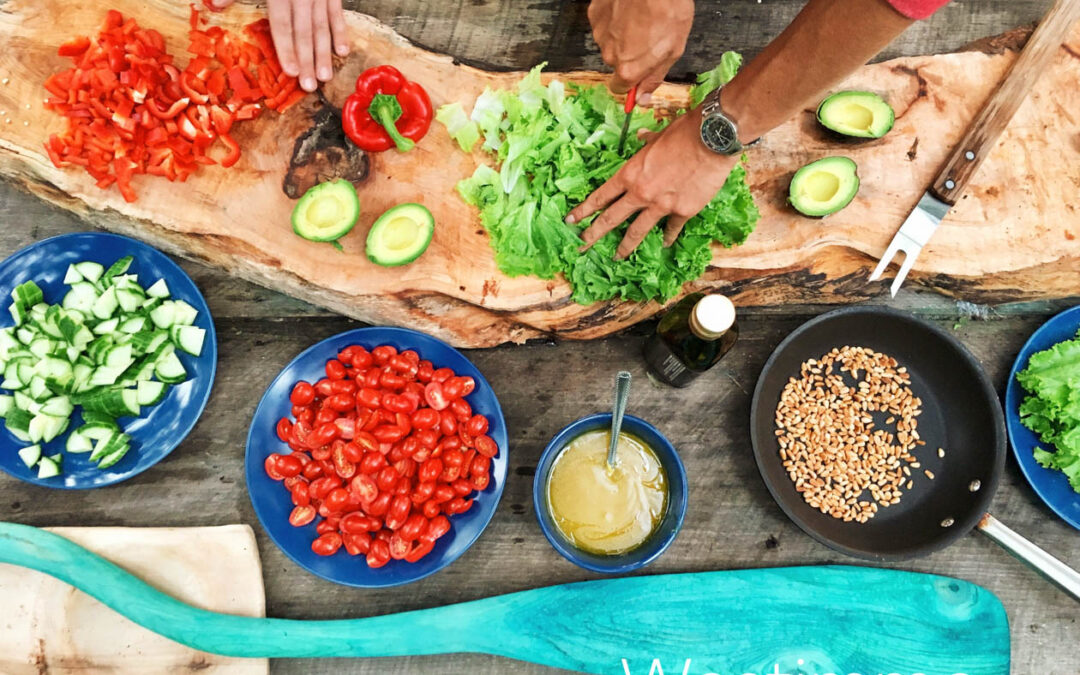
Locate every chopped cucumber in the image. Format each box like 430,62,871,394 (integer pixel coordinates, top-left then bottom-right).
18,444,42,468
0,394,12,418
91,286,119,320
36,455,60,478
136,379,167,406
92,317,120,335
154,351,187,384
12,281,44,308
149,302,176,329
172,325,206,356
96,442,130,469
102,256,133,284
62,282,99,314
145,279,170,298
74,261,104,283
172,300,199,326
63,265,83,284
65,428,93,453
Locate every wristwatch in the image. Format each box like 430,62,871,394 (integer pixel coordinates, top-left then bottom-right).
699,88,760,155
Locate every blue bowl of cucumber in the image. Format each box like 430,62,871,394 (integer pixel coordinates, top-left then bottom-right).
0,232,216,488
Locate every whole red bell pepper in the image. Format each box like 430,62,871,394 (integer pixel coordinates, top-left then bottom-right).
341,65,432,153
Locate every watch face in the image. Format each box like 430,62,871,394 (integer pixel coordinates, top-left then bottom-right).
701,115,739,154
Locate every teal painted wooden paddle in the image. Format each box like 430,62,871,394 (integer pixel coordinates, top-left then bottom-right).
0,522,1009,674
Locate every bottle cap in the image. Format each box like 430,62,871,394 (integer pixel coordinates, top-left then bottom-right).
690,294,736,340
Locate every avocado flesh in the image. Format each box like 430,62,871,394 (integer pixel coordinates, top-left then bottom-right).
817,91,894,139
291,179,360,242
366,203,435,267
789,156,859,217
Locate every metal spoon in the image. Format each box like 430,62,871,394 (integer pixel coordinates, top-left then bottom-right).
606,371,632,469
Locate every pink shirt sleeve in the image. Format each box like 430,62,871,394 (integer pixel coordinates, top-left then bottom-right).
885,0,950,20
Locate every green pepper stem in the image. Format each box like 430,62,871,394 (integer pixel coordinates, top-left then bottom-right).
369,93,415,153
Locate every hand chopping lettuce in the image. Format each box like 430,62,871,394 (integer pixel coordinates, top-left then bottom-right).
1017,329,1080,493
438,57,759,305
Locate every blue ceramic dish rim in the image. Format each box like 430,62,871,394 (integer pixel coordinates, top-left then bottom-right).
533,412,688,574
0,231,218,489
244,326,509,587
1004,304,1080,531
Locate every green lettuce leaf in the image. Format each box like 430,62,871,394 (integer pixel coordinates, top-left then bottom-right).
689,51,743,107
443,57,759,305
1017,329,1080,493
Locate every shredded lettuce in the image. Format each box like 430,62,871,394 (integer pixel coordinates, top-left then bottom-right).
1017,329,1080,493
446,55,758,305
435,102,480,152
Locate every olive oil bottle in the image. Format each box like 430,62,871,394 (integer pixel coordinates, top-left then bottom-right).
643,293,738,388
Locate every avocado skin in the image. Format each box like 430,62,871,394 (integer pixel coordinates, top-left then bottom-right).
366,203,435,267
816,91,895,140
291,179,361,242
788,156,860,218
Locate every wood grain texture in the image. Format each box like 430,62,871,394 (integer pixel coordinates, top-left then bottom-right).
0,526,267,675
930,0,1080,204
0,0,1078,347
0,523,1011,675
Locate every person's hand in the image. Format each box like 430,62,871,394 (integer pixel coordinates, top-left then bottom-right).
588,0,694,105
211,0,349,92
566,107,737,259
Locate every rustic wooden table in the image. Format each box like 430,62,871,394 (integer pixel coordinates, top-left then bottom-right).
2,1,1078,673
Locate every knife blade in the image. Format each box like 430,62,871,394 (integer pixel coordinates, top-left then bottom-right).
616,85,637,155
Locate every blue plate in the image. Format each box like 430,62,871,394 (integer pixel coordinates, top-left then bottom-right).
245,327,508,587
0,232,217,489
1005,305,1080,531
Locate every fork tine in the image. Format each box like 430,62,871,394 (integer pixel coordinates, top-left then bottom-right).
868,237,903,282
889,248,920,297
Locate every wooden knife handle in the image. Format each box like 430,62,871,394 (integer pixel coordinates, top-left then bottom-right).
930,0,1080,205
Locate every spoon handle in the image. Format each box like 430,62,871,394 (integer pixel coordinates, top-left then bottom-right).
607,371,632,467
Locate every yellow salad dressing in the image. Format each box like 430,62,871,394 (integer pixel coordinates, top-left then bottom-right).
546,430,667,555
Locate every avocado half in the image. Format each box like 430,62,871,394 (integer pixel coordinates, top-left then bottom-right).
291,179,361,242
816,91,894,139
789,156,859,217
366,203,435,267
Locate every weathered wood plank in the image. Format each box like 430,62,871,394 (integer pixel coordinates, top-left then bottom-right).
352,0,1056,71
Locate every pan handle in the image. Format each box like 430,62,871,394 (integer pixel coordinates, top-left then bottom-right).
977,513,1080,603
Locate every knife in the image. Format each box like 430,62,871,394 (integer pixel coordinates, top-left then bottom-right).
616,85,638,155
870,0,1080,297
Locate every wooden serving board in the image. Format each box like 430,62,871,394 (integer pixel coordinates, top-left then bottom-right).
0,525,267,675
0,0,1078,347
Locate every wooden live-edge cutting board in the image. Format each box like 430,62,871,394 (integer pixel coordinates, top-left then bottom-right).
0,0,1077,347
0,525,267,675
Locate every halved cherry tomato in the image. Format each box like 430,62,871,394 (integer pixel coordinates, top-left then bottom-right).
372,345,397,365
366,539,391,568
475,434,498,458
326,359,347,380
343,532,371,556
264,454,285,480
276,417,293,441
423,515,451,542
289,505,316,526
424,382,449,410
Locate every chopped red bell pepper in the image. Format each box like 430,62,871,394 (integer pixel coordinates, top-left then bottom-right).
341,65,432,153
43,7,304,201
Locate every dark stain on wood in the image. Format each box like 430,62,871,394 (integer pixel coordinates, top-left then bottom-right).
282,103,369,200
907,137,919,161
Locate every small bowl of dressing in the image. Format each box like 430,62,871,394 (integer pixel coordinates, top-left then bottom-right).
533,413,688,574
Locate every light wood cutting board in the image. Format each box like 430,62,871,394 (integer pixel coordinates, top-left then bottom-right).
0,0,1078,347
0,525,267,675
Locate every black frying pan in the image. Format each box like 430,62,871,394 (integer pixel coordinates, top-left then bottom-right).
750,307,1080,598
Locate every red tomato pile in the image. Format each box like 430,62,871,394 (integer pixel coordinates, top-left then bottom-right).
265,344,499,568
43,6,304,202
